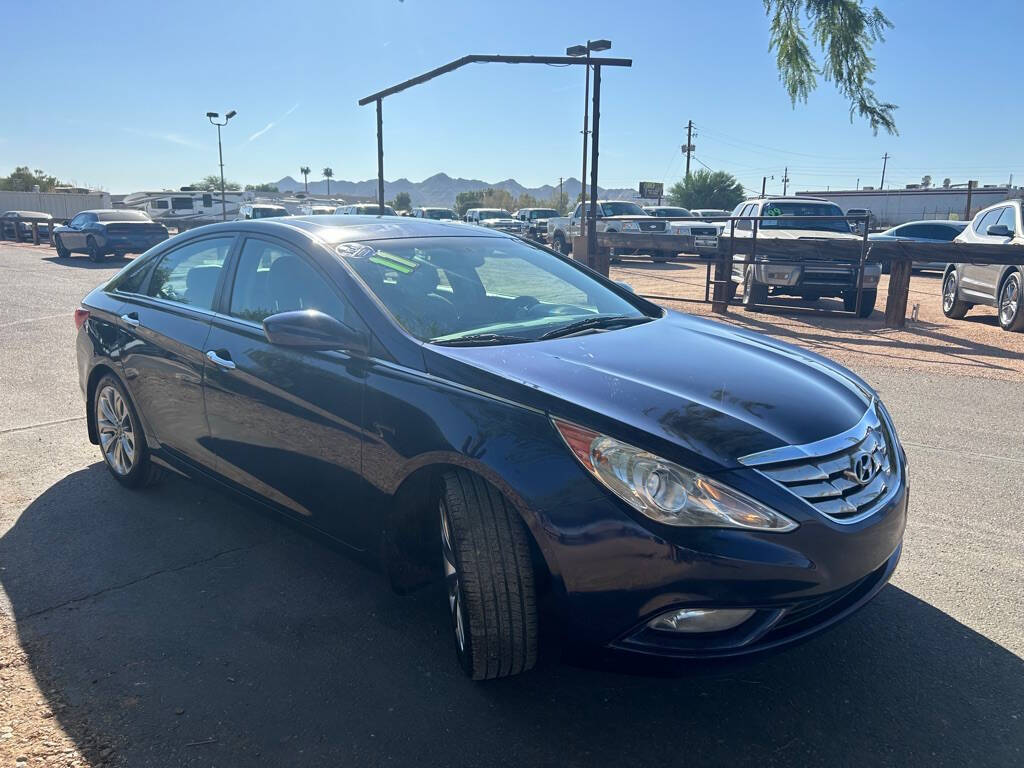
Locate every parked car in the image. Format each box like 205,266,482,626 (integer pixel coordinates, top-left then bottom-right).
869,220,967,272
546,200,678,262
724,197,880,316
53,210,168,262
238,203,289,220
513,207,560,242
691,208,731,222
1,210,53,241
643,205,694,218
335,203,398,216
943,200,1024,331
464,208,526,234
298,204,335,215
412,207,457,221
75,215,907,679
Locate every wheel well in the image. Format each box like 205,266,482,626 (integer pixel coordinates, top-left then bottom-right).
84,364,120,444
381,464,549,597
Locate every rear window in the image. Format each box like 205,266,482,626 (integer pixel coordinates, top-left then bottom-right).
96,210,152,222
759,202,850,234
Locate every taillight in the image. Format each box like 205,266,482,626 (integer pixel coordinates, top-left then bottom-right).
74,308,90,330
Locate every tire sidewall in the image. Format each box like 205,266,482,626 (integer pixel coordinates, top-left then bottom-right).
55,235,69,258
999,272,1023,330
440,497,476,677
87,237,103,262
94,374,148,487
942,270,959,316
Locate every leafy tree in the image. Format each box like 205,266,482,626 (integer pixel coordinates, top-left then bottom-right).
322,167,334,195
765,0,897,134
455,190,483,216
667,169,745,210
245,182,279,192
942,177,951,188
0,166,63,192
390,191,412,211
920,175,932,188
513,192,539,210
191,175,240,191
299,166,311,194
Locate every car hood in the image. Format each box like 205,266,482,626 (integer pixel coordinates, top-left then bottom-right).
425,312,872,470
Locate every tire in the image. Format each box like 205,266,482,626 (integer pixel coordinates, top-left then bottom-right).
552,233,567,255
55,235,70,258
843,289,877,318
93,375,161,488
742,266,768,311
997,271,1024,332
87,236,105,263
941,269,970,320
439,469,537,680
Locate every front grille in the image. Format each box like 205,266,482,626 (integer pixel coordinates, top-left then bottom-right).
739,402,898,522
640,221,667,232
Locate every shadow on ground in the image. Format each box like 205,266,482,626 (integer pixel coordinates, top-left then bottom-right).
2,465,1021,767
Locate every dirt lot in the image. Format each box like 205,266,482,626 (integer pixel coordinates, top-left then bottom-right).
610,258,1024,381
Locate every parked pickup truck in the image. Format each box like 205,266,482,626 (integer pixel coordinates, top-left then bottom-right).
513,207,560,242
723,196,880,317
546,200,684,263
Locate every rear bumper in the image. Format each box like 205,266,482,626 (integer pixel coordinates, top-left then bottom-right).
97,233,168,252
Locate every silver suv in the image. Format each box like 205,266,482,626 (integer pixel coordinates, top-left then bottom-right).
943,199,1024,331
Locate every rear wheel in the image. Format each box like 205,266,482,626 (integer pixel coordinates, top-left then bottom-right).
54,235,70,258
440,469,537,680
93,375,161,488
998,271,1024,331
843,289,878,318
742,266,768,311
552,233,567,255
87,236,105,263
941,269,970,319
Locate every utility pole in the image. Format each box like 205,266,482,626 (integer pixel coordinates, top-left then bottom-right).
782,167,790,196
880,153,889,189
559,177,564,213
965,179,976,220
580,46,591,213
684,120,694,179
761,176,767,197
855,177,860,190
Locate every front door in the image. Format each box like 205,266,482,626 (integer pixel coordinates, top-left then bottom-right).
961,207,1010,300
202,235,369,547
117,234,236,467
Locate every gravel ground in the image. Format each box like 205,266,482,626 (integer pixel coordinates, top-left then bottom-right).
2,241,1022,767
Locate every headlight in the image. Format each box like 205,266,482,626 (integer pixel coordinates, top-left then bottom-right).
620,222,640,232
553,419,798,531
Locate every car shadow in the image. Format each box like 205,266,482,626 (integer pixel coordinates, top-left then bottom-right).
2,465,1021,767
39,255,137,270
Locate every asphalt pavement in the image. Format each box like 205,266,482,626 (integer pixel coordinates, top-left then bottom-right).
1,243,1022,767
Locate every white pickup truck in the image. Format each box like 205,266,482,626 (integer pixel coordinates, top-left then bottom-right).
545,200,679,262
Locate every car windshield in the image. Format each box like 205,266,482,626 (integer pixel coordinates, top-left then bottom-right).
355,205,397,215
96,210,151,222
477,210,510,220
759,202,850,233
253,207,287,219
601,202,646,216
338,236,648,343
425,209,455,219
530,209,558,219
650,207,691,217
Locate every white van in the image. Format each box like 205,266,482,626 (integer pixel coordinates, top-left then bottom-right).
237,203,288,221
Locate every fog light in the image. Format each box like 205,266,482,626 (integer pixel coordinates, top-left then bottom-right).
648,608,755,633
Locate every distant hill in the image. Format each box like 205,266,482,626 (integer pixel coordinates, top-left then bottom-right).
275,172,637,207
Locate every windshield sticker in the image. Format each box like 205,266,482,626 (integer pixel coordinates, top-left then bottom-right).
764,206,783,217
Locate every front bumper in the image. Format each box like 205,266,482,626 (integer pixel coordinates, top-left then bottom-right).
752,263,881,290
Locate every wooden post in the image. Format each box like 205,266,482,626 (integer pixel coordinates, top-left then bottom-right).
883,256,912,328
13,220,21,243
31,222,40,245
573,234,589,267
711,252,731,314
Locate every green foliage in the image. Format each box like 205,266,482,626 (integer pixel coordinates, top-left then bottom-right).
764,0,897,134
192,175,240,191
454,190,482,216
920,175,932,189
667,170,745,210
245,182,279,192
513,192,539,210
942,177,951,188
390,191,412,211
454,187,515,215
299,166,311,193
0,166,64,192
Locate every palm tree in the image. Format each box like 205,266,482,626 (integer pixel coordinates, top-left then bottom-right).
322,167,334,196
299,166,311,195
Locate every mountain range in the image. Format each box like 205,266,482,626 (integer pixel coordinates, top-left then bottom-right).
274,172,637,207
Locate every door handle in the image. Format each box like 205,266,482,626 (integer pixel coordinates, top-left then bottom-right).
120,313,140,328
206,350,236,370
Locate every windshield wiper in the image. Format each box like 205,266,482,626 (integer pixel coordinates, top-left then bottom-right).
432,333,534,347
538,315,651,340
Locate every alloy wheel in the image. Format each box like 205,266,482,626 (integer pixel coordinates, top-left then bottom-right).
1000,274,1020,327
439,499,465,652
96,385,136,476
943,273,957,313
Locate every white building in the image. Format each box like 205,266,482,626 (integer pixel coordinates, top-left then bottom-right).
796,186,1022,227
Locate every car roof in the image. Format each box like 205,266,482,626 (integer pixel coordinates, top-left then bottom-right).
196,215,514,245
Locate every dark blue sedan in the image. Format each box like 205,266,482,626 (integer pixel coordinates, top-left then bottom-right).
54,209,168,262
75,216,907,679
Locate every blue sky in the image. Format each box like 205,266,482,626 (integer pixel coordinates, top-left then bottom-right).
4,0,1023,195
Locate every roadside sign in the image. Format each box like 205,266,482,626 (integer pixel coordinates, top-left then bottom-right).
639,181,663,200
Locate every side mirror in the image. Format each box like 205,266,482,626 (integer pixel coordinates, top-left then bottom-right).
986,223,1012,237
263,309,368,353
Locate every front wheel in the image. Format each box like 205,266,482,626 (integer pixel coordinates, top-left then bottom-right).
942,269,970,319
843,288,878,318
440,469,537,680
552,234,567,255
742,266,768,311
998,271,1024,331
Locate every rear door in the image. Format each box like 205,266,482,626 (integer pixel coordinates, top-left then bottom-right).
116,234,236,468
202,235,369,547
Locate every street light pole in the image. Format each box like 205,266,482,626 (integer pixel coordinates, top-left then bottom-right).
206,110,237,221
567,40,611,254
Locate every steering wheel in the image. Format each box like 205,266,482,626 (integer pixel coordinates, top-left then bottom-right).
509,295,540,318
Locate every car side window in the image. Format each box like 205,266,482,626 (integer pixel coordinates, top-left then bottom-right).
69,214,87,228
736,204,756,231
146,237,234,310
996,206,1016,235
112,257,157,295
229,238,347,324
